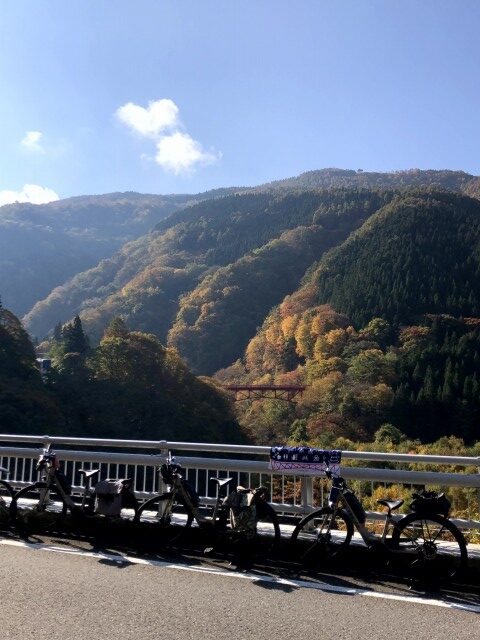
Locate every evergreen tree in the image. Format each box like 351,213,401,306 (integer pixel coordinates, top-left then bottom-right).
103,317,129,339
53,322,63,342
62,315,89,355
442,358,455,402
420,365,436,402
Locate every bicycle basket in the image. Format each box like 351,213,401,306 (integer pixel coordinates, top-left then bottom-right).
343,489,366,524
409,490,450,517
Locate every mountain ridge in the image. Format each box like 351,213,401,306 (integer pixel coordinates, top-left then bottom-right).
6,167,480,347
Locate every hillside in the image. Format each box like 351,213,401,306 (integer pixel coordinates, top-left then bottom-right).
0,192,194,316
24,189,396,347
3,169,479,324
311,190,480,325
167,190,396,374
218,190,480,444
17,168,480,352
0,305,241,441
0,305,62,431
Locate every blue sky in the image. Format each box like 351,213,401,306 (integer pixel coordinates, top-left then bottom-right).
1,1,479,203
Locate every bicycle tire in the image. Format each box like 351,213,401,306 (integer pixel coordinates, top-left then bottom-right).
253,501,281,558
290,506,354,568
390,512,468,583
10,482,68,535
134,493,194,544
0,479,15,528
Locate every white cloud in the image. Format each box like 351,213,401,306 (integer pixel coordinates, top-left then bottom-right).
116,98,221,174
0,184,60,207
116,99,179,138
21,131,45,153
155,132,220,174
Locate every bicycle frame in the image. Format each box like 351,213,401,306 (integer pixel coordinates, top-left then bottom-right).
326,472,396,547
34,448,79,513
155,467,228,528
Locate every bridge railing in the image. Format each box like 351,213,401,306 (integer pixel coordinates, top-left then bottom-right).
0,434,479,530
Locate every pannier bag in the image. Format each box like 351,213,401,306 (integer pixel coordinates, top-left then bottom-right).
224,487,257,538
94,480,123,516
343,488,366,523
409,490,451,518
94,480,140,516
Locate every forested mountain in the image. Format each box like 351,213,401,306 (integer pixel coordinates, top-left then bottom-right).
311,191,480,326
4,169,480,445
0,192,194,316
167,190,396,374
23,184,480,382
13,167,479,335
24,189,396,346
217,191,480,444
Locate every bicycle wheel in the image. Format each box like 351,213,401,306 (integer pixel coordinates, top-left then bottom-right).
390,512,468,583
254,501,281,558
10,482,68,535
290,507,354,569
133,494,194,545
0,480,15,528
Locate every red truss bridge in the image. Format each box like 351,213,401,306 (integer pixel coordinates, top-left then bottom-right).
224,385,306,402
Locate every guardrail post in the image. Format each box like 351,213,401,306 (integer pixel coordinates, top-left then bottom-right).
300,475,314,512
156,441,169,516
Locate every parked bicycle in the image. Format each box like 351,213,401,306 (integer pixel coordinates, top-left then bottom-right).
133,456,280,557
10,444,103,534
290,466,468,584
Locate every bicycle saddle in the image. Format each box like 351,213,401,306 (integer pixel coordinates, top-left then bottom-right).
210,477,234,488
377,499,404,512
79,469,100,479
104,477,133,485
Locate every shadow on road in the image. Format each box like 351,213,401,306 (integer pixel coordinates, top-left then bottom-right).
3,514,479,601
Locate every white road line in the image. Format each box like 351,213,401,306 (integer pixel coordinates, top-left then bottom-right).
1,538,479,614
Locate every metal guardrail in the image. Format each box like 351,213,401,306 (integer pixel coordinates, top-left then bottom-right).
0,434,479,529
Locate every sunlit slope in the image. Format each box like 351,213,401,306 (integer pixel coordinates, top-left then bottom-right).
233,190,480,384
167,191,395,374
221,191,480,444
24,189,395,345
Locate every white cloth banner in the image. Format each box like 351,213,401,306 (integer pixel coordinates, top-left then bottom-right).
269,447,342,476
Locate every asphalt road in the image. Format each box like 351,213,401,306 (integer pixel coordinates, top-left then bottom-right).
0,539,479,640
